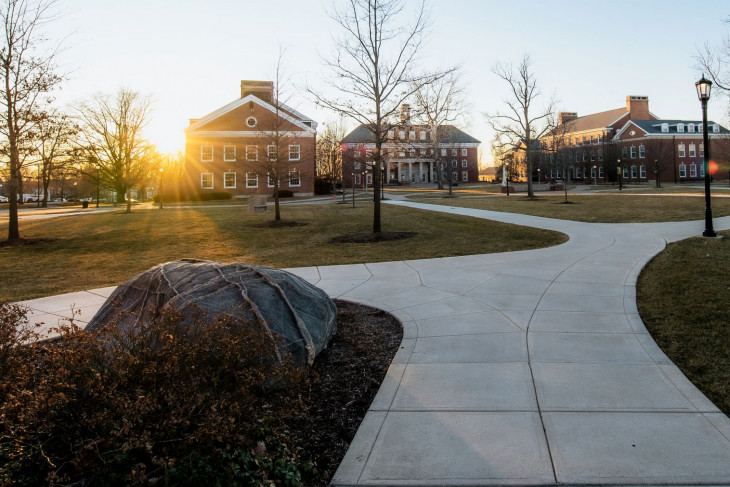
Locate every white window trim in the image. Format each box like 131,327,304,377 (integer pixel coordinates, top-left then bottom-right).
679,163,687,178
678,144,686,158
289,169,301,187
246,145,258,161
640,165,646,179
689,144,696,157
201,145,213,162
267,173,275,188
201,172,214,189
288,144,301,161
223,171,236,189
246,172,258,188
461,159,468,167
420,131,426,140
677,123,684,133
630,146,637,159
639,145,645,159
690,164,697,178
246,116,257,128
462,171,468,182
461,148,467,156
599,166,604,178
268,145,277,161
631,166,637,178
223,145,237,162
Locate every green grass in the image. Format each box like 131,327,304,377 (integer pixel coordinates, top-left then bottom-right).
637,231,730,416
0,202,566,301
408,192,730,223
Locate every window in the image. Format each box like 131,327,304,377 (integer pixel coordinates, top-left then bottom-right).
590,150,595,162
420,131,426,140
398,150,405,157
462,171,468,182
201,172,213,189
598,134,603,143
699,124,703,133
690,164,697,178
366,150,373,158
589,135,594,144
224,172,236,188
640,165,646,179
461,159,468,167
246,172,258,188
622,147,628,158
246,145,258,161
661,123,669,133
461,148,467,156
354,161,361,170
451,148,457,156
288,145,300,161
267,173,275,187
713,124,720,133
246,116,257,128
354,149,361,158
631,166,637,178
700,163,705,177
353,174,361,185
388,130,394,139
598,149,603,161
583,167,588,178
582,151,587,162
700,143,704,157
409,148,416,157
639,145,645,159
409,130,415,139
623,167,629,178
399,130,405,140
201,145,213,162
451,160,457,167
599,166,604,178
677,123,684,133
289,170,301,187
678,144,685,158
688,124,695,133
679,164,687,178
267,145,277,160
591,166,596,178
689,144,696,157
441,148,447,156
224,145,236,161
452,171,457,180
630,146,637,159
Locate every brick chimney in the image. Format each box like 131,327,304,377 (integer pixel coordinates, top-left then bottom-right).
400,103,411,124
559,112,578,125
626,95,649,120
241,80,274,103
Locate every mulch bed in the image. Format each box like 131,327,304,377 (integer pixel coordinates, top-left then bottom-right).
283,299,402,485
331,232,417,243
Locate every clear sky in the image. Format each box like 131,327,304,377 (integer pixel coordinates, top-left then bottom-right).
47,0,730,165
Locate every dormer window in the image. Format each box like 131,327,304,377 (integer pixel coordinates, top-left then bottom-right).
688,124,695,133
713,124,720,133
677,123,684,133
388,130,394,139
661,123,669,133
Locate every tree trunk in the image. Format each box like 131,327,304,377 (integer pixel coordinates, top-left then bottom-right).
274,179,281,221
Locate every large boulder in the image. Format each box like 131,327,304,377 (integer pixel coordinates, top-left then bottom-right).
86,259,337,367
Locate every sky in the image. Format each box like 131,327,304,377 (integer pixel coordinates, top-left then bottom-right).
46,0,730,165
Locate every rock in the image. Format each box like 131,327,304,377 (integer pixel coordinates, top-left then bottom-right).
86,259,337,367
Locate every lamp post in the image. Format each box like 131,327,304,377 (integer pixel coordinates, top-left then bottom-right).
351,172,355,208
537,167,541,184
593,165,597,189
96,166,100,208
696,75,716,237
617,158,622,190
159,167,164,209
36,163,41,207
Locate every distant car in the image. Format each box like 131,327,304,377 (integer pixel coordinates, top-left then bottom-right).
0,195,7,203
52,198,67,202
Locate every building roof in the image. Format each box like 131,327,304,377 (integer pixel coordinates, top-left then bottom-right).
561,107,628,133
629,119,729,135
341,124,480,144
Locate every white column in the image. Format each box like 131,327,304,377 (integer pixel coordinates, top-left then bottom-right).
419,161,423,182
386,162,391,183
408,162,412,182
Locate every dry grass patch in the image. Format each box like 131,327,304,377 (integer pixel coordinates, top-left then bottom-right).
0,202,565,301
637,231,730,415
410,193,730,223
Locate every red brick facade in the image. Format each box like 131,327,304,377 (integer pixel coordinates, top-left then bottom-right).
184,81,317,197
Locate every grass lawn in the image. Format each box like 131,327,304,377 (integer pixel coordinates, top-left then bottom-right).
409,192,730,223
637,230,730,416
0,202,566,302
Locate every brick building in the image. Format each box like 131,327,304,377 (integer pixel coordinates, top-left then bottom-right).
340,104,481,187
537,96,729,185
184,80,317,197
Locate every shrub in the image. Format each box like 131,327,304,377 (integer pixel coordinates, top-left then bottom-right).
314,177,334,195
274,190,294,198
0,303,313,486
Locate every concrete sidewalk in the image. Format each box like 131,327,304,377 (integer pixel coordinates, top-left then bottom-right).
15,201,730,486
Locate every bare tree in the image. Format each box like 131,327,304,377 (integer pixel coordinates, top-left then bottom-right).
0,0,62,243
641,138,673,187
316,118,346,191
491,133,517,196
411,71,469,193
311,0,454,233
696,17,730,94
542,116,573,202
32,109,77,206
76,89,155,213
486,54,554,199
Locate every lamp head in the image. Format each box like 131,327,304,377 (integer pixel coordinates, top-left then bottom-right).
696,75,712,102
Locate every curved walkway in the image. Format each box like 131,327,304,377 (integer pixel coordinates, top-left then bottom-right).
15,200,730,486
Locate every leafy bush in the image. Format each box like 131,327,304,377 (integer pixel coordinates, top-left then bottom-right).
0,303,315,486
274,190,294,198
314,177,334,195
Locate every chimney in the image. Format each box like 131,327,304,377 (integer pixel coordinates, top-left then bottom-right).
400,103,411,124
626,95,649,120
241,80,274,103
559,112,578,125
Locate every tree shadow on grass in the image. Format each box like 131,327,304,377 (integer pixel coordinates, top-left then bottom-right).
0,238,60,247
331,232,417,244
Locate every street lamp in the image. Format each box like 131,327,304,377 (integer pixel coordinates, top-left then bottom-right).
36,163,41,207
159,167,164,209
593,165,597,189
351,172,355,208
696,75,716,238
537,167,541,184
617,158,623,190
